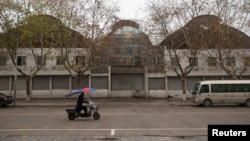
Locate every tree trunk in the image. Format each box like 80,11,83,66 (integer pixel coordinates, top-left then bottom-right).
77,75,81,88
232,74,239,80
181,77,187,102
26,76,31,102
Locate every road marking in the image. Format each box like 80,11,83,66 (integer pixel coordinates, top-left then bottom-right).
0,128,207,132
116,128,207,131
0,129,110,131
111,129,115,136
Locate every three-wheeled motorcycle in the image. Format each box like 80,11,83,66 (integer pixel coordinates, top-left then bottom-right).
66,95,100,120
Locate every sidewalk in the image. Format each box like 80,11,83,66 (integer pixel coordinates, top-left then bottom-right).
11,97,194,107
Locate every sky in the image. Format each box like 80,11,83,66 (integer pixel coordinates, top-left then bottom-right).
117,0,147,20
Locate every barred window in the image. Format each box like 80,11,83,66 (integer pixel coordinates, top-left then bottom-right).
244,57,250,66
56,56,64,65
0,56,7,66
208,57,217,67
36,56,45,65
189,57,198,66
171,57,178,67
17,56,26,66
76,56,85,65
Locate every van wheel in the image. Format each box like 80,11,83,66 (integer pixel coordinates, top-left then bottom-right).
245,99,250,107
203,99,212,107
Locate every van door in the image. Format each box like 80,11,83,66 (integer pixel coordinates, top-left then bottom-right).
199,85,210,102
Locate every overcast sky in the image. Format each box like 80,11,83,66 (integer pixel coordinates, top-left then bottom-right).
117,0,147,20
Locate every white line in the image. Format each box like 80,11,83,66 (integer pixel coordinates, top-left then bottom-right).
0,129,110,132
111,129,115,136
0,128,207,132
116,128,207,131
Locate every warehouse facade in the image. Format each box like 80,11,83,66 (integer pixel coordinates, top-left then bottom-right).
0,15,250,99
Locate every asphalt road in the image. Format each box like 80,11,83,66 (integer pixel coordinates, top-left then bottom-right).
0,100,250,141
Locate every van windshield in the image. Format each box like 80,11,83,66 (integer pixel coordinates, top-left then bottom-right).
192,83,200,94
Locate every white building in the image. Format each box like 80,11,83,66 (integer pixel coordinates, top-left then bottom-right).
0,15,250,99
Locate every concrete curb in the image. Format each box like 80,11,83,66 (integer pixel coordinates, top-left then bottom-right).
8,98,194,107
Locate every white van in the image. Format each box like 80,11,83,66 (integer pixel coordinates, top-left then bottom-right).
191,80,250,107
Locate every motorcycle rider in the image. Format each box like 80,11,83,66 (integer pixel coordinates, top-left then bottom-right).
75,92,88,116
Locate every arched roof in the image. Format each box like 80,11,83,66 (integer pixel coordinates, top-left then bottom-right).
106,20,152,46
111,20,139,31
160,14,250,49
1,14,90,48
27,14,63,24
186,15,222,26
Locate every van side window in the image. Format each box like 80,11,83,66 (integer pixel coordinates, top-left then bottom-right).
200,85,209,93
211,84,226,93
243,84,250,92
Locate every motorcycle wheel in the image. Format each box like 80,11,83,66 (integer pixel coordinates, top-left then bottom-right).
93,112,100,120
68,115,75,120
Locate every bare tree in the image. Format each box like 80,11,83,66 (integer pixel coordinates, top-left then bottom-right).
146,0,250,100
0,0,36,101
204,19,250,80
56,0,119,87
26,0,93,88
1,0,119,100
206,0,250,80
1,14,65,101
1,0,94,101
146,0,210,101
